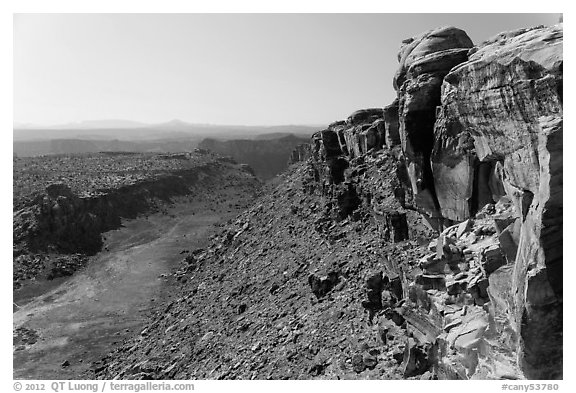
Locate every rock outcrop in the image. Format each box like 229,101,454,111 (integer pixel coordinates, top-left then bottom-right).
429,24,563,379
301,23,563,380
394,27,474,223
288,144,312,165
387,24,563,379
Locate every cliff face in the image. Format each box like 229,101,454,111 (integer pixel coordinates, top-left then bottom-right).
429,25,563,379
198,134,310,180
395,27,474,222
306,24,563,379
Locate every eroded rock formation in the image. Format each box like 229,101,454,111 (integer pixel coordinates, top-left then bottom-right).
309,23,563,379
394,27,474,223
390,24,563,379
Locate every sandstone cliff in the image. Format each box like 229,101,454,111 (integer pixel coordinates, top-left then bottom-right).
429,25,563,379
311,24,562,379
312,24,562,379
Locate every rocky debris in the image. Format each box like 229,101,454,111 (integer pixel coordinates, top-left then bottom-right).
394,198,547,379
13,327,39,348
13,253,47,289
367,273,401,306
94,161,430,380
46,254,89,280
402,338,430,378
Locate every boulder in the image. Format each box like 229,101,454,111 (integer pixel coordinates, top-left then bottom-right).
385,211,409,242
362,272,384,310
415,274,445,291
480,244,506,275
419,253,448,275
346,108,383,126
351,353,366,373
456,219,472,238
402,338,431,377
467,275,489,304
308,271,339,299
362,350,379,369
394,26,474,90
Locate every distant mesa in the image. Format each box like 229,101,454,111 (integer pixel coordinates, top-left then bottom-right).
198,134,311,181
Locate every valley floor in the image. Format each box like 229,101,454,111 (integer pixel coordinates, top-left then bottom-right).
13,191,253,379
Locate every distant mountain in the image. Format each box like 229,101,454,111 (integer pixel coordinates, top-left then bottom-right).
150,119,194,129
13,122,320,142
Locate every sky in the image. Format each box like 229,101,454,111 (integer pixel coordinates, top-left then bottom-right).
13,13,560,127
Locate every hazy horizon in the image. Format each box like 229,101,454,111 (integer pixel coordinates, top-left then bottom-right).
15,13,560,127
13,118,328,130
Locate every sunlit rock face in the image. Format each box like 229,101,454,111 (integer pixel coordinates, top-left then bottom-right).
430,24,563,379
393,26,474,221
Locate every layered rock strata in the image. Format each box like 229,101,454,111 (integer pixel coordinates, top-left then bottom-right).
309,23,562,379
393,27,474,222
428,25,563,379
